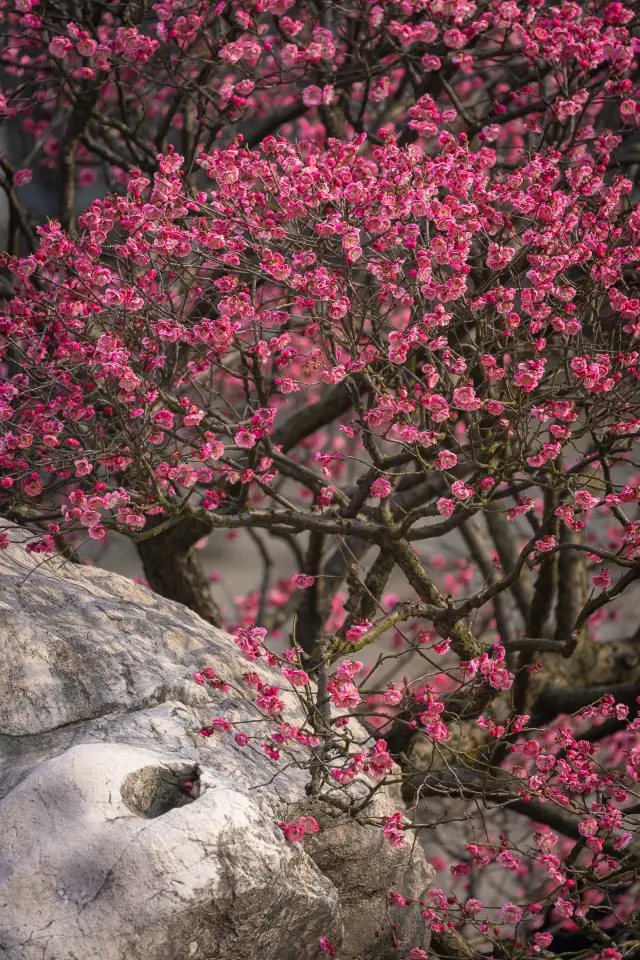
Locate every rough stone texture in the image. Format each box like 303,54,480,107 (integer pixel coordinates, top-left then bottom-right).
289,795,431,960
0,743,340,960
0,525,434,960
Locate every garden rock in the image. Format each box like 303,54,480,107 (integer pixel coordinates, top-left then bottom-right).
0,525,434,960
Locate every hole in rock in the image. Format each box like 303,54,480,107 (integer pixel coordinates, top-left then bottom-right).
121,764,202,819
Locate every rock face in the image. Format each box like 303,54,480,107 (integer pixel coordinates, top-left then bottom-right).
0,526,434,960
0,743,340,960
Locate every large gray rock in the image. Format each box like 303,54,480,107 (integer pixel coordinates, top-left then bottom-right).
0,525,434,960
0,743,340,960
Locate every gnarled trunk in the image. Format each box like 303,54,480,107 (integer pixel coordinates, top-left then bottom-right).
136,516,221,627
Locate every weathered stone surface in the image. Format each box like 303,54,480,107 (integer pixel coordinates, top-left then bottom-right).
0,743,341,960
0,525,434,960
289,795,431,960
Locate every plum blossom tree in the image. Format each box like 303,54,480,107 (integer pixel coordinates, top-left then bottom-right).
2,1,640,959
1,0,639,233
3,0,640,615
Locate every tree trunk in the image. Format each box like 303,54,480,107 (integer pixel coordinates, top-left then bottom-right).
136,517,222,627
